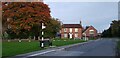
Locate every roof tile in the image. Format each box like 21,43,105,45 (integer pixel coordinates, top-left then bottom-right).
62,24,82,28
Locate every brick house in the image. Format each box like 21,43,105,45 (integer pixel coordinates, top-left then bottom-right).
60,23,83,39
60,21,98,39
82,26,98,38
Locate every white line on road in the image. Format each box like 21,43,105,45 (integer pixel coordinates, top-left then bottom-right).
26,48,65,58
27,50,56,57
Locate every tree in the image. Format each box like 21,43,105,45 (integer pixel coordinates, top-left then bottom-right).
2,2,51,39
102,20,120,37
101,27,112,37
111,20,120,37
44,18,62,38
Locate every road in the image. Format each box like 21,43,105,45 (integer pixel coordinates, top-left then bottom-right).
13,38,117,58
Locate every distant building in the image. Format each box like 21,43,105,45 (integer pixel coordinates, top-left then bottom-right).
60,21,83,39
82,26,98,38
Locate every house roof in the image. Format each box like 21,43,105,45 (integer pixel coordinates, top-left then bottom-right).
83,26,90,32
62,24,82,28
83,26,96,33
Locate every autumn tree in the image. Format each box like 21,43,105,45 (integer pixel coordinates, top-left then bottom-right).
2,2,51,39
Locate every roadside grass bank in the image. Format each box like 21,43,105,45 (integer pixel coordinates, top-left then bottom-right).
116,39,120,57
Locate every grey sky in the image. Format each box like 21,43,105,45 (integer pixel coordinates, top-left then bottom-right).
45,2,118,33
44,0,119,2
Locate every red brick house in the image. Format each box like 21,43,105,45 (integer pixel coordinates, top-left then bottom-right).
60,23,83,39
60,21,98,39
82,26,98,38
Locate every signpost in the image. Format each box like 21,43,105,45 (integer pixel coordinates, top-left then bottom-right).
41,23,46,48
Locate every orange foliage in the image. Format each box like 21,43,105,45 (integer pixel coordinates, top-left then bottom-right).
2,2,51,34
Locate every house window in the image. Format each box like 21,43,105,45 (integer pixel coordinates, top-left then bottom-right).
69,28,72,32
64,34,68,38
75,28,78,32
64,28,67,32
89,30,94,34
75,33,78,38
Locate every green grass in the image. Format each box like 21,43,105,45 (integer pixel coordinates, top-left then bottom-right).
2,40,43,58
2,39,85,58
88,38,96,40
52,39,85,46
117,40,120,50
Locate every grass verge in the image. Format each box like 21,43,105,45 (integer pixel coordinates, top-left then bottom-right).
2,39,85,57
117,40,120,50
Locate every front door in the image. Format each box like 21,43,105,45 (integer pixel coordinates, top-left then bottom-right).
69,33,72,38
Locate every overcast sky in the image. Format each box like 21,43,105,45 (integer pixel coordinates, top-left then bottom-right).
44,0,119,2
44,2,118,33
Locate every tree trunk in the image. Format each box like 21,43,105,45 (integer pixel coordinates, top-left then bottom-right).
35,31,39,40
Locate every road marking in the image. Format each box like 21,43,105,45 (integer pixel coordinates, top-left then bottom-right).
27,50,56,57
26,48,65,57
57,48,65,51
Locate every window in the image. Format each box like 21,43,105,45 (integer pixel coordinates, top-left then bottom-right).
75,28,78,32
69,28,72,32
75,33,78,38
89,30,94,34
64,28,67,32
64,34,68,38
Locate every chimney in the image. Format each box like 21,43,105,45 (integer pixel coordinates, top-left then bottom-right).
80,20,82,25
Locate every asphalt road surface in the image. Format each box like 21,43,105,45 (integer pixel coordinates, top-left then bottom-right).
37,39,116,56
13,38,117,58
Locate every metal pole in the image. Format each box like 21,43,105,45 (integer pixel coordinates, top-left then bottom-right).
41,31,44,48
41,23,44,48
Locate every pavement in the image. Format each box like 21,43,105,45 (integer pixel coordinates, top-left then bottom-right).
10,38,118,58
